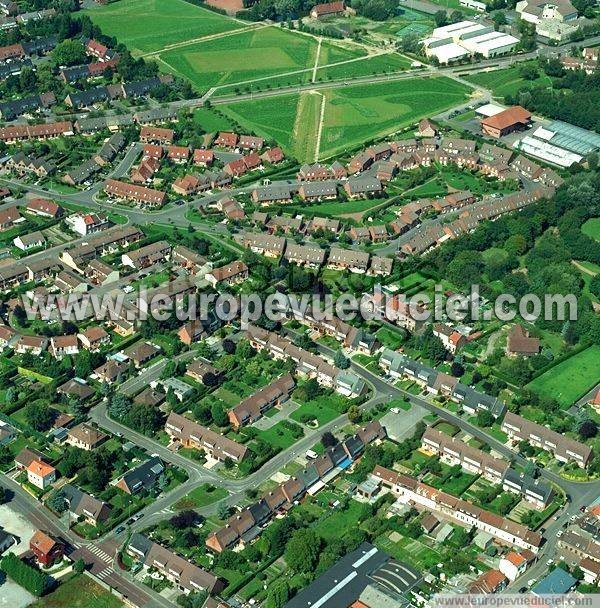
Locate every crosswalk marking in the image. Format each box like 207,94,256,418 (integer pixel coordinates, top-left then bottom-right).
87,545,112,563
97,568,112,580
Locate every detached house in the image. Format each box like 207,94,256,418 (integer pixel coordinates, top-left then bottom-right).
67,423,108,451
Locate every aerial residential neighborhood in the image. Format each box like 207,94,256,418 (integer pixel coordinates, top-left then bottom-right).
0,0,598,606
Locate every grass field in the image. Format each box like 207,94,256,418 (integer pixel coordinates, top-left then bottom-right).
174,483,228,510
85,0,240,55
30,575,123,608
159,27,366,92
526,345,600,407
465,63,553,99
221,76,470,161
315,52,412,81
582,218,600,242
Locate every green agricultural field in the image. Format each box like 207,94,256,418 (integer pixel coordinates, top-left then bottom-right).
582,217,600,242
465,63,553,99
85,0,240,55
160,27,365,92
526,345,600,407
221,76,470,161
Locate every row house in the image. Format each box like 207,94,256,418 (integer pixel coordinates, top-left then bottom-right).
127,534,224,595
372,466,542,552
298,180,337,201
344,176,383,198
6,153,56,177
235,232,285,258
252,184,293,205
205,260,248,288
379,349,506,418
171,245,209,274
131,156,161,184
297,163,332,181
293,307,378,354
26,198,62,219
0,263,29,290
104,179,166,208
85,259,119,286
165,412,248,462
217,196,245,220
121,240,172,269
422,426,509,484
133,107,179,125
139,126,174,144
502,412,592,468
283,243,326,269
193,148,214,167
228,374,295,429
262,147,285,165
0,121,73,143
172,174,203,196
245,324,365,397
207,420,386,553
167,145,190,164
327,247,370,273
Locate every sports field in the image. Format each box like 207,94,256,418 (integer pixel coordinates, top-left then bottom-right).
221,77,469,160
159,27,367,92
582,218,600,242
85,0,240,55
465,63,553,99
526,344,600,408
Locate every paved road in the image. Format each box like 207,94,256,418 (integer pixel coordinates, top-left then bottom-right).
0,474,175,608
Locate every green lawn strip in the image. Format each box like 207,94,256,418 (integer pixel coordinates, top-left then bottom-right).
464,63,553,99
173,483,228,510
29,574,123,608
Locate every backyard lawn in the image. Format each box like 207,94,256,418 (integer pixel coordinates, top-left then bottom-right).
85,0,239,55
290,399,340,426
526,345,600,408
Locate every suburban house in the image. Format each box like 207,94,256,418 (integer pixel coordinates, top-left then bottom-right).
66,423,108,451
506,324,540,357
78,326,110,351
26,459,56,489
61,484,111,526
115,457,164,495
50,335,79,359
126,342,161,368
30,531,64,566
